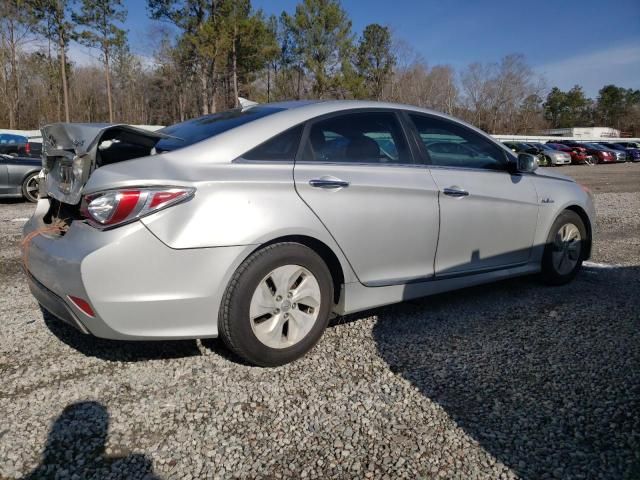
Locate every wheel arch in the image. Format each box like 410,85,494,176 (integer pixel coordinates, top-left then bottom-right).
249,235,346,305
564,205,592,260
21,168,41,184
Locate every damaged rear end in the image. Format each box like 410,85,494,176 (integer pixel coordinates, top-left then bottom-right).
22,123,209,340
39,123,173,227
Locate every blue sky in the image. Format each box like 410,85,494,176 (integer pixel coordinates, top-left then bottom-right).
73,0,640,97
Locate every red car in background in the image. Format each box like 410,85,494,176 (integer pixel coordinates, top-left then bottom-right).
551,141,617,164
547,143,593,164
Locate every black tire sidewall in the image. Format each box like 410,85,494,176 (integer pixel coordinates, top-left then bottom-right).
541,210,587,285
220,243,333,367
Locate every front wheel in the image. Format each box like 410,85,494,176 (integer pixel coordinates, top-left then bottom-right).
541,210,587,285
218,242,333,367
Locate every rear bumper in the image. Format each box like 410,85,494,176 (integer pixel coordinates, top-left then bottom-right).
23,199,253,340
27,271,89,334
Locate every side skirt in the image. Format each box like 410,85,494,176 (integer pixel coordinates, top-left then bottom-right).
336,262,541,316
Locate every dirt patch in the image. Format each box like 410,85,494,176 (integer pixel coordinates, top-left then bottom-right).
542,162,640,193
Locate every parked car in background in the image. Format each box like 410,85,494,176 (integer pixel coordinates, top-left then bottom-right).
555,141,616,164
502,141,549,166
591,143,626,163
0,134,43,158
597,142,640,162
0,154,41,202
615,141,640,149
23,101,595,366
526,142,571,166
546,143,593,165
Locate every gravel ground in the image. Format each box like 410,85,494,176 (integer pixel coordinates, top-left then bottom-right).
0,166,639,479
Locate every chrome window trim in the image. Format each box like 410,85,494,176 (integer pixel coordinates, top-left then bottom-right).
232,158,294,165
426,164,514,175
294,160,427,169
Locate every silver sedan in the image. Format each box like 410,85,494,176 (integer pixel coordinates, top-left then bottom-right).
23,101,595,366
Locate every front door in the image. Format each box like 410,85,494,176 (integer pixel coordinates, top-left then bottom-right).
407,113,539,276
294,110,440,286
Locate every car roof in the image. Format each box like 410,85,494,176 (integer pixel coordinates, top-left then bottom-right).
161,100,509,165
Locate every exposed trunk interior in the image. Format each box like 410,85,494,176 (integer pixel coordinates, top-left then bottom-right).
41,124,172,199
40,123,174,227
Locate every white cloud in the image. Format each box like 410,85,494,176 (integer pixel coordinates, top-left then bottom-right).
536,43,640,97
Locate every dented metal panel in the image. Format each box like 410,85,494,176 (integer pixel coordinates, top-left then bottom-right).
41,123,172,204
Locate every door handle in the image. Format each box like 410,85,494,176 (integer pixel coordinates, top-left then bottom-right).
309,178,350,189
443,186,469,197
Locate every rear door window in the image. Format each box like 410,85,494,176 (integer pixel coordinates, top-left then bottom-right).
241,125,303,161
301,112,411,164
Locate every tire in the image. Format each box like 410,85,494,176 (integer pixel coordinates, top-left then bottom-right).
218,242,333,367
21,172,39,203
540,210,587,285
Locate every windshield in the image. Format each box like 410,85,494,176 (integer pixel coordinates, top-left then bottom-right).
155,106,286,152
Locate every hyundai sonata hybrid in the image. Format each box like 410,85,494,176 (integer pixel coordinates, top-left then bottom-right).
23,101,595,366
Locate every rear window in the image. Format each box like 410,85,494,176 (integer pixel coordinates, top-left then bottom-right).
155,106,286,152
0,134,27,145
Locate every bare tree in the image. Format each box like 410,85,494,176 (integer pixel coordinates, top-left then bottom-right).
0,1,35,128
73,0,127,123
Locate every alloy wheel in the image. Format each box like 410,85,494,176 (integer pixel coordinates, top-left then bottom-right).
249,265,321,349
24,174,39,202
551,223,582,275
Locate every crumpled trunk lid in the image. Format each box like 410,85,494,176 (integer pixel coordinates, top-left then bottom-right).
41,123,171,205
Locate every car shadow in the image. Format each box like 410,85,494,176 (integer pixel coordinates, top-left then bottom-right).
372,264,640,479
22,401,162,479
41,307,202,362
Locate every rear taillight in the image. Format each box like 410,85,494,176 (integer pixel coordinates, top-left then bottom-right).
25,142,31,155
81,186,195,229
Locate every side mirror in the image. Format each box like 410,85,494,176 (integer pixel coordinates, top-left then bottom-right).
516,153,538,173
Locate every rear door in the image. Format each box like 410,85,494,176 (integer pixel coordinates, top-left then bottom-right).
407,113,539,276
294,110,440,286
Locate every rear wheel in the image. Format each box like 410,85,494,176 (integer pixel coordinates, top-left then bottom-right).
541,210,587,285
21,172,39,203
218,242,333,367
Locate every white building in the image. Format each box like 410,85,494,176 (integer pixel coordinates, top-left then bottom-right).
540,127,621,138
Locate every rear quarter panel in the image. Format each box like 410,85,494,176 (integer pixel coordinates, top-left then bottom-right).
135,161,359,284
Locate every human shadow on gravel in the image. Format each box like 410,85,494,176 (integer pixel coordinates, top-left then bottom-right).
41,307,202,362
373,264,640,480
24,401,162,479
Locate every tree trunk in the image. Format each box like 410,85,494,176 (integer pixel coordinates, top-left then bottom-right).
267,65,270,103
232,26,239,107
58,33,70,122
200,66,209,115
7,20,18,129
104,48,113,122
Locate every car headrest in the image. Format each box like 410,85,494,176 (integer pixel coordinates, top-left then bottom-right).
346,136,380,161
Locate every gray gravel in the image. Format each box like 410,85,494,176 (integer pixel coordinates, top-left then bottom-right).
1,176,639,479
